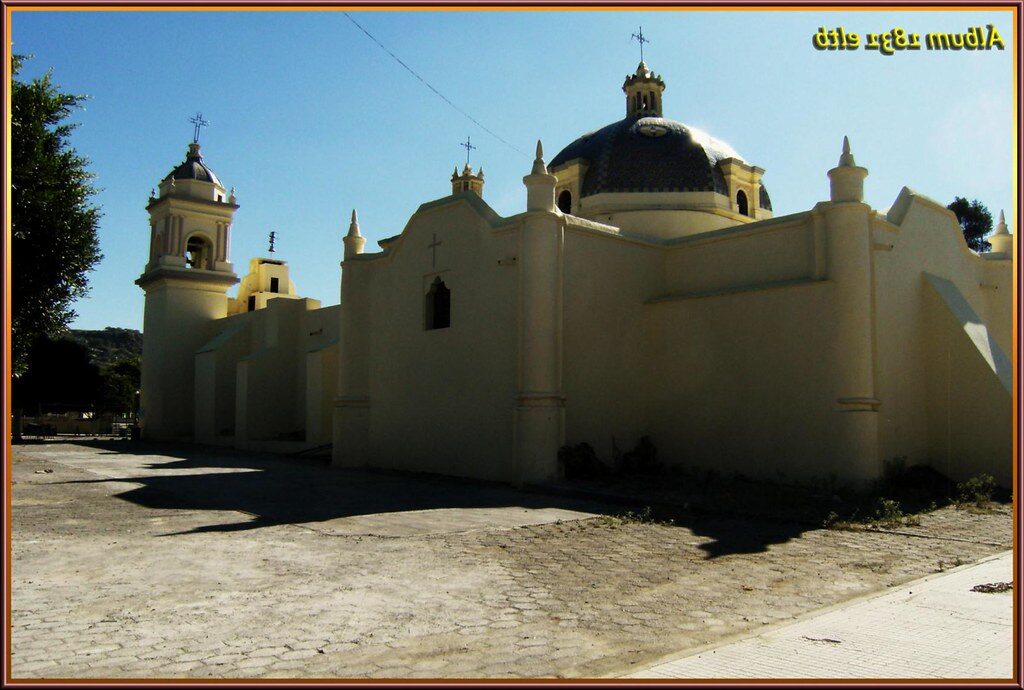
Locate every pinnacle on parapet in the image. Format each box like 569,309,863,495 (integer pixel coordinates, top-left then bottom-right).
531,139,548,175
994,210,1009,235
839,135,857,167
347,209,361,238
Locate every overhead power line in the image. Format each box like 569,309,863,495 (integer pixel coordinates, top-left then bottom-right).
342,12,530,159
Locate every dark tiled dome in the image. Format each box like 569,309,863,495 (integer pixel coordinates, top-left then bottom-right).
550,117,768,203
163,143,221,186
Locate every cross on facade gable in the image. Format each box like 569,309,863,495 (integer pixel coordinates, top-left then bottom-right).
460,136,477,166
190,112,210,143
428,233,442,268
631,26,650,62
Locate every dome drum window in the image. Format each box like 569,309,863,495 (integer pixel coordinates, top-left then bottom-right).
736,190,749,217
557,189,573,214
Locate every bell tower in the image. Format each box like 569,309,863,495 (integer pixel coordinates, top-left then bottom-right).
136,131,239,440
451,164,485,197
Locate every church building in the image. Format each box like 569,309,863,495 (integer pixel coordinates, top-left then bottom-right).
137,60,1014,487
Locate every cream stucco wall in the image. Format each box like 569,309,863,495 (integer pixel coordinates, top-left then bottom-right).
560,223,661,462
192,298,339,452
229,257,301,315
234,297,325,448
578,192,758,240
138,274,234,440
871,189,1012,485
643,278,842,482
922,275,1012,485
195,314,249,444
338,194,521,481
557,190,1012,487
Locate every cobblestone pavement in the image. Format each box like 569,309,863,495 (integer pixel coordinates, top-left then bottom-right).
10,441,1012,680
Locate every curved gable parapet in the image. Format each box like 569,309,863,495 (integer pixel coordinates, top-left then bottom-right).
366,191,516,265
408,190,512,229
884,186,989,262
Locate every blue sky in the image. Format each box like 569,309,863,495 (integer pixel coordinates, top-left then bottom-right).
11,8,1016,331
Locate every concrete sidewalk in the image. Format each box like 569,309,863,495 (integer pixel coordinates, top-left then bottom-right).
626,550,1015,680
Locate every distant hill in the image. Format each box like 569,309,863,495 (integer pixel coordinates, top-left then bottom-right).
67,327,142,369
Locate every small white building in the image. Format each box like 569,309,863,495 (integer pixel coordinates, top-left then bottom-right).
137,61,1013,487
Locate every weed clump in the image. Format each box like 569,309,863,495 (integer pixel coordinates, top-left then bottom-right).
558,442,610,479
596,506,671,528
871,497,920,529
956,473,997,508
616,436,663,475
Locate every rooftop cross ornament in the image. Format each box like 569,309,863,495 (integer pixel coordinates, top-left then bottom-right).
631,26,650,62
189,112,210,144
460,136,477,166
268,231,277,254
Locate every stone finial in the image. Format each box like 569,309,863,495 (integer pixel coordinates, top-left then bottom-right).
531,140,548,175
347,209,361,238
150,188,156,198
827,135,867,203
229,186,236,204
995,210,1008,234
838,136,856,167
478,167,484,179
343,208,366,259
988,209,1013,255
524,139,556,212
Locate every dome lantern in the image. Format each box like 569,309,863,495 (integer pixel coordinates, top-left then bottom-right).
623,61,666,118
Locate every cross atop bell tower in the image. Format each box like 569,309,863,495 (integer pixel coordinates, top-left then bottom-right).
460,135,477,167
451,137,484,197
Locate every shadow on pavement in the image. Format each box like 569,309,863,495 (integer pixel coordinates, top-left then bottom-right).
43,438,812,557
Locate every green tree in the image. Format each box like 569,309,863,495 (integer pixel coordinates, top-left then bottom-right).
12,335,103,414
947,197,993,252
11,54,102,376
96,357,141,415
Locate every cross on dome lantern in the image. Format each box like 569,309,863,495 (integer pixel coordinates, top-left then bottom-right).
631,26,650,62
189,112,210,144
